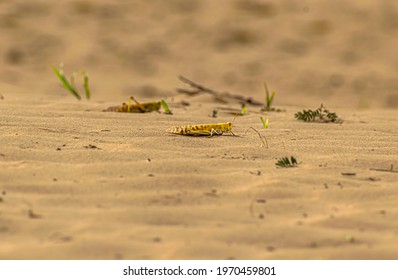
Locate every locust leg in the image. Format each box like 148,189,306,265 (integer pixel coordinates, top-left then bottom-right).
189,130,211,136
126,99,131,112
209,128,224,137
130,96,146,112
210,128,215,137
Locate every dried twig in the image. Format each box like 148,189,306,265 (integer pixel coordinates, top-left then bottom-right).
176,75,263,106
370,164,398,173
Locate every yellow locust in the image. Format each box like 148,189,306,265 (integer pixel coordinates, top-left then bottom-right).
166,121,267,147
166,122,235,137
104,97,161,113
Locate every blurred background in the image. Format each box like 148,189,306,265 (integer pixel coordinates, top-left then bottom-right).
1,0,398,108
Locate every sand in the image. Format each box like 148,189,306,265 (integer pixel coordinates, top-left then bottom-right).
0,0,398,259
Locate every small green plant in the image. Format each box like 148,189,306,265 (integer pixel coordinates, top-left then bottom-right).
161,99,173,114
241,103,248,115
275,156,298,168
260,116,269,128
295,104,339,123
262,81,276,111
52,64,90,100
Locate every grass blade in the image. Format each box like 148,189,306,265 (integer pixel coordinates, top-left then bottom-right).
260,116,269,128
263,81,276,111
241,103,247,115
51,65,81,100
161,99,172,114
83,74,90,99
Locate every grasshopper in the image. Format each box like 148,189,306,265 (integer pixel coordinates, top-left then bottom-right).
166,122,235,137
104,96,161,113
166,121,267,147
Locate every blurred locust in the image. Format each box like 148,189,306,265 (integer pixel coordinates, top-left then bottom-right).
104,96,161,113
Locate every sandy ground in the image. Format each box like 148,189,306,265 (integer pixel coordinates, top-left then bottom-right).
1,0,398,259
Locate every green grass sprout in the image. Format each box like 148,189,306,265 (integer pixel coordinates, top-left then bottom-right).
84,74,90,99
260,116,269,128
52,64,90,100
51,65,80,100
241,103,248,115
71,70,90,99
276,156,298,168
263,81,276,111
161,99,173,114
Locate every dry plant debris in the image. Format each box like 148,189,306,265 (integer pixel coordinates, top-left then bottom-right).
176,75,263,105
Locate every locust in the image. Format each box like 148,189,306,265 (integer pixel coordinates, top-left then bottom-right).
166,122,235,137
104,96,161,113
166,121,268,147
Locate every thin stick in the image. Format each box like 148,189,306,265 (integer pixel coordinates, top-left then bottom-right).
370,164,398,173
177,75,219,96
177,75,263,106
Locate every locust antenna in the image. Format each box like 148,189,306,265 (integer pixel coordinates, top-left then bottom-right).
244,127,268,148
